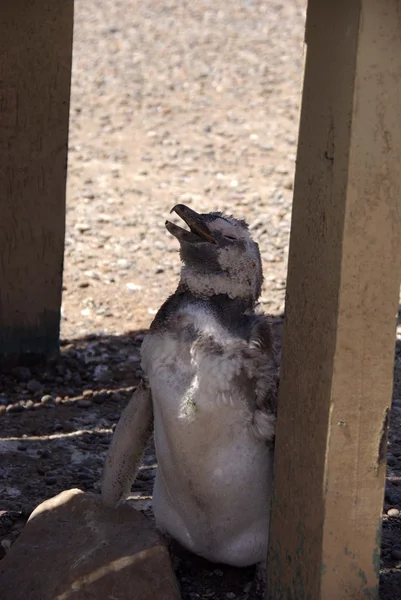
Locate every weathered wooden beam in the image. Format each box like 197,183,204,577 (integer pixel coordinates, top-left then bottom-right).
0,1,73,362
266,1,401,598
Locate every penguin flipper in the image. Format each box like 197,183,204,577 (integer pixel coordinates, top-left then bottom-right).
101,379,153,508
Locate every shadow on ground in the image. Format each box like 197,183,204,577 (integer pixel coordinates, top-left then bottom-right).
0,312,401,598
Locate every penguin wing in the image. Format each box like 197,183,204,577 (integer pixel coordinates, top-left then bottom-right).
101,379,153,508
240,315,279,445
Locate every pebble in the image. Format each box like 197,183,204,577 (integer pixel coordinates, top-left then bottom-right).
388,491,401,505
0,396,9,406
72,372,82,385
38,449,51,459
93,365,110,382
137,468,155,481
391,547,401,561
75,223,91,233
26,379,43,393
77,399,92,408
117,258,131,269
6,404,24,413
126,282,142,292
387,454,396,467
0,406,6,416
25,400,34,410
83,389,94,398
226,594,236,599
93,392,109,404
1,539,11,552
387,508,400,517
44,476,58,486
41,395,53,405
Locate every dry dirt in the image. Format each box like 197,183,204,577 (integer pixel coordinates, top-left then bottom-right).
1,0,401,598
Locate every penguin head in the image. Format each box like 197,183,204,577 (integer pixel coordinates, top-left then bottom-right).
165,204,263,302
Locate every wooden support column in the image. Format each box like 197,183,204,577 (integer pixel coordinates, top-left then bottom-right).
267,1,401,599
0,1,73,362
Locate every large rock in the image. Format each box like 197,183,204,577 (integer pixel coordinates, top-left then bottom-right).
0,488,181,600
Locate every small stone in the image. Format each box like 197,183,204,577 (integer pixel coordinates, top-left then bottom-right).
155,265,164,274
6,404,24,413
75,223,91,233
214,569,223,576
77,399,92,409
72,372,82,386
0,406,6,416
391,547,401,561
226,593,236,599
44,477,58,486
26,379,43,393
83,270,100,280
117,258,131,269
38,449,51,459
41,395,53,405
387,508,400,517
93,365,110,382
1,539,11,552
126,282,142,292
137,468,155,482
33,402,42,410
389,492,401,505
25,400,34,410
111,392,122,402
387,454,397,467
83,390,94,398
93,392,108,404
0,396,9,406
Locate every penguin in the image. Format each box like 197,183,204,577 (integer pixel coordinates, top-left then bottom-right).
101,203,278,569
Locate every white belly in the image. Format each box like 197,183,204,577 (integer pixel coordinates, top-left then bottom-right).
141,328,273,567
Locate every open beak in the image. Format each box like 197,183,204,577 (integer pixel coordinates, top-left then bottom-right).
165,204,216,244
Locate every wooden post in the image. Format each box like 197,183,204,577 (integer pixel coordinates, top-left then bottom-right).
267,1,401,599
0,1,73,362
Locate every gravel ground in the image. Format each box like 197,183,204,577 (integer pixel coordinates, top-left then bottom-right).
1,0,401,598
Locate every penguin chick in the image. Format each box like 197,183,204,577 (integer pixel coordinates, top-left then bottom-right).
101,204,278,568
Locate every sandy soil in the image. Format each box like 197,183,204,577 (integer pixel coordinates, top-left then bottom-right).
1,0,400,598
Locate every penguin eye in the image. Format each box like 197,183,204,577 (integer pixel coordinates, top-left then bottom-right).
224,235,236,241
